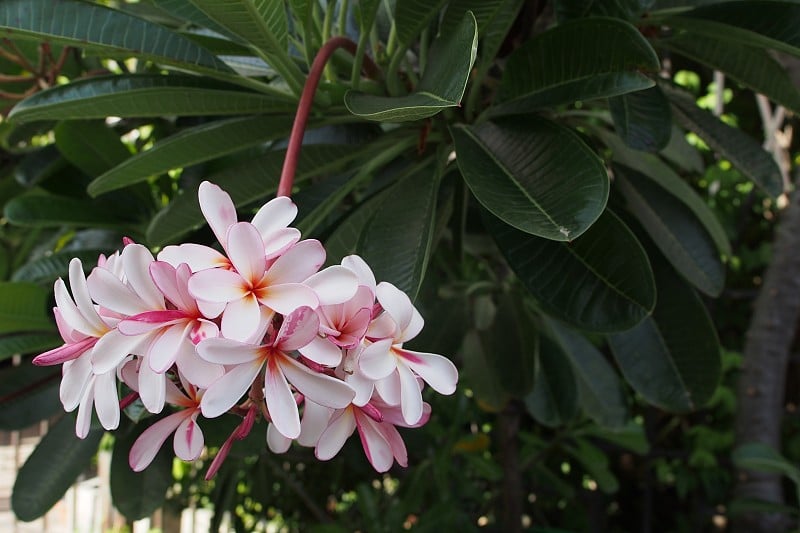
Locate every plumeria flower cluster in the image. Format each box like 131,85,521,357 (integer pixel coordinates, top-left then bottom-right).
33,181,458,475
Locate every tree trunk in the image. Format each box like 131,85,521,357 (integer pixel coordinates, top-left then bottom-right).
733,171,800,532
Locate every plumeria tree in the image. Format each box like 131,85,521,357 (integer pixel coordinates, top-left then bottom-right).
0,0,799,531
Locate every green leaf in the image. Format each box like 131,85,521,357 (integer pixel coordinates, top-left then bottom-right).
660,125,705,174
9,74,296,123
12,415,104,521
492,17,659,116
524,334,579,427
545,318,628,428
615,165,724,297
663,32,800,114
5,193,130,229
345,12,478,121
733,442,800,486
0,0,232,75
14,145,65,187
486,210,655,332
662,82,783,197
111,420,174,520
12,249,107,284
566,438,620,493
555,0,649,21
0,332,62,363
608,258,721,412
454,117,608,241
461,330,510,412
359,164,438,299
0,282,54,334
609,86,672,152
596,128,729,255
88,115,292,196
577,421,650,454
54,120,131,177
394,0,449,50
0,363,60,429
663,2,800,58
323,187,394,266
156,0,240,40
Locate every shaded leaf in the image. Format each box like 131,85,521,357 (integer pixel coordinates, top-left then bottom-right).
733,442,800,486
609,86,672,152
394,0,449,49
14,145,65,187
461,330,510,412
0,332,62,363
660,125,704,174
525,334,579,427
454,117,608,241
566,438,620,493
12,249,107,284
0,363,60,429
577,421,650,454
486,210,655,332
0,282,54,334
492,17,659,115
324,187,394,265
54,120,131,177
5,193,131,229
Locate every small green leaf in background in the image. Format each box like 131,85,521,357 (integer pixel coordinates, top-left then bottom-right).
486,210,655,332
453,116,608,241
54,120,131,177
12,415,104,521
492,17,659,115
525,334,579,427
345,12,478,121
609,86,672,152
0,282,54,334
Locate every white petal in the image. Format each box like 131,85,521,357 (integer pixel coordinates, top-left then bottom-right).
315,408,356,461
87,267,149,316
201,362,262,418
122,244,163,310
226,222,266,283
354,410,394,473
266,240,325,284
174,413,204,461
148,322,190,373
91,329,148,374
275,306,319,351
398,349,458,395
54,278,96,338
129,411,188,471
94,371,120,430
221,295,263,342
304,265,358,306
259,283,319,315
68,258,106,334
199,181,237,248
75,381,95,438
374,372,401,406
60,356,92,411
188,268,246,303
397,363,423,425
139,361,166,414
157,244,228,272
366,313,397,340
263,228,301,259
197,337,264,365
175,345,224,388
150,262,193,312
358,339,396,380
264,358,301,439
298,337,343,367
345,369,375,407
297,400,333,447
266,423,292,453
341,255,376,294
401,308,424,343
376,282,414,336
251,196,297,237
279,355,355,409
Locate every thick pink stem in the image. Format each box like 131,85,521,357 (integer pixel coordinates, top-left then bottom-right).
277,37,377,197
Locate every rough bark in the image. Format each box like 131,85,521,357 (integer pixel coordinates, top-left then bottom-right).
733,171,800,532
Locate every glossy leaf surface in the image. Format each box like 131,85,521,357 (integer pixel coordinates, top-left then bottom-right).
609,86,672,152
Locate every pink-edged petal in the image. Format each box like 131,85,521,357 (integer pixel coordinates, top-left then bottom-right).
33,337,96,366
68,259,106,333
264,358,301,439
315,407,356,461
118,310,186,336
382,423,408,467
148,322,191,373
263,228,301,259
176,346,224,388
298,337,343,367
275,306,319,351
266,240,325,284
138,361,166,414
266,423,292,453
336,307,371,348
344,369,375,407
61,356,92,411
226,222,266,283
197,337,264,365
397,363,424,425
188,268,247,303
251,196,297,236
201,361,262,418
174,413,204,461
54,278,96,338
297,400,333,447
129,410,189,471
341,255,376,294
94,370,120,430
375,282,414,335
374,372,401,407
122,244,163,310
91,328,148,374
221,295,263,342
258,282,319,315
366,313,397,341
354,410,394,472
150,262,193,312
397,349,458,395
87,267,149,317
342,286,375,323
157,244,228,272
164,376,191,406
304,266,358,306
189,318,219,345
279,355,355,409
358,338,396,380
199,181,237,247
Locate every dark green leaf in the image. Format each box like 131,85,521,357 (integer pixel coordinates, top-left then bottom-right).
0,363,60,428
324,187,394,265
486,210,655,332
359,164,438,298
660,125,705,174
5,193,131,229
0,282,54,334
345,12,478,121
461,330,510,412
577,421,650,454
662,82,783,197
9,75,296,123
88,115,292,196
0,332,62,363
615,165,724,296
12,415,104,521
546,318,628,428
555,0,649,21
566,438,620,493
14,145,65,187
55,120,131,177
608,258,721,412
156,0,240,39
609,86,672,152
492,17,659,115
0,0,232,75
12,249,107,284
394,0,449,49
524,334,579,427
454,117,608,241
733,442,800,486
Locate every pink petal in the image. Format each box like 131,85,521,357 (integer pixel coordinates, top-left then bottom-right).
263,228,301,259
279,355,355,409
259,282,319,315
94,371,120,430
199,181,237,248
304,265,358,306
266,423,292,453
397,363,423,425
226,222,266,283
91,328,148,374
342,286,376,324
315,407,356,461
336,307,371,348
366,313,397,341
188,268,247,303
354,410,394,473
251,196,297,237
266,240,325,284
382,422,408,467
164,376,191,406
358,339,396,380
397,349,458,395
376,282,414,336
298,337,343,367
148,322,191,373
129,410,189,471
174,413,204,461
122,244,163,310
150,262,194,312
196,337,264,365
68,259,107,334
275,306,320,351
157,244,229,272
189,318,219,345
87,267,150,317
118,310,186,336
221,295,263,342
264,358,301,439
138,361,166,414
33,337,96,366
297,400,333,447
201,361,263,418
341,255,376,294
175,346,224,388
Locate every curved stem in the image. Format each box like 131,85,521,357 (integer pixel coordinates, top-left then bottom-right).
277,36,379,197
